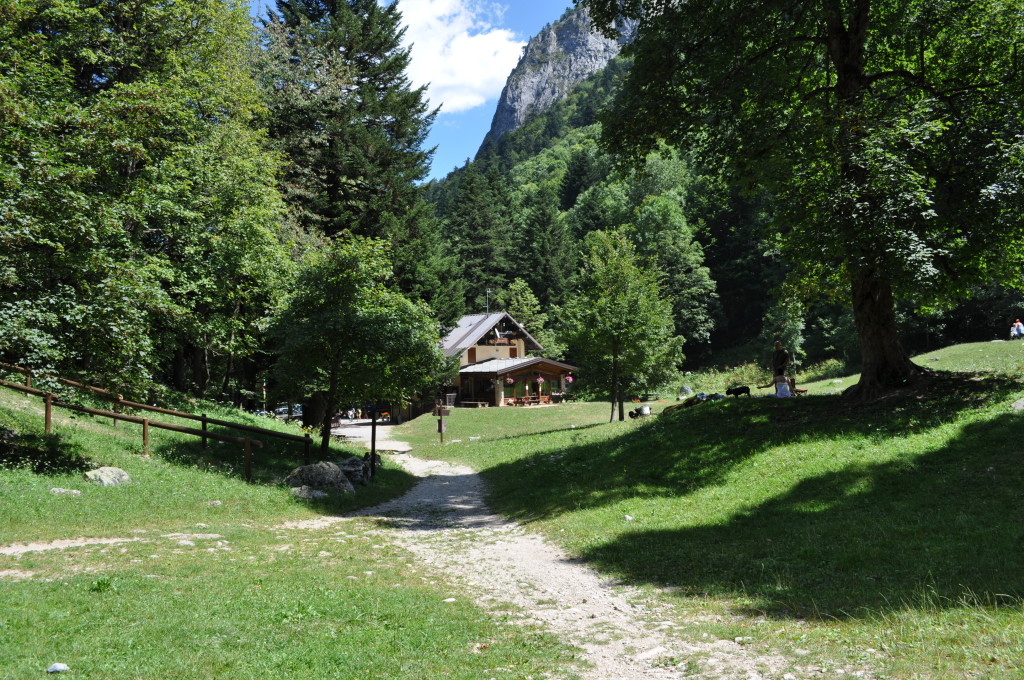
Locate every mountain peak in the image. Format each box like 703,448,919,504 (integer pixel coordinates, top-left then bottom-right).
476,6,633,155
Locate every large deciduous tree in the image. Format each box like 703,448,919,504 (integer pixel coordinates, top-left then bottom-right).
560,230,683,421
271,236,448,454
582,0,1024,397
0,0,287,394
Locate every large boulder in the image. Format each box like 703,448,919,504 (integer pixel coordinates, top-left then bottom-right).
84,467,132,486
283,461,355,494
337,456,370,486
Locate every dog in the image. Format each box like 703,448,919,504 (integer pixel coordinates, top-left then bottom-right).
725,385,751,398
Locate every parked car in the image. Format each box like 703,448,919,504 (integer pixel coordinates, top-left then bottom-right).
273,404,303,419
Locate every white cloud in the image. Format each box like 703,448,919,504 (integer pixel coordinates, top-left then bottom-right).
395,0,525,114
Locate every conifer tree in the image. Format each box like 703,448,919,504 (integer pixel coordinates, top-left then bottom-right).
259,0,458,316
443,164,515,312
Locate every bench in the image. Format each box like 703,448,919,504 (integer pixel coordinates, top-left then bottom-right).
461,401,489,408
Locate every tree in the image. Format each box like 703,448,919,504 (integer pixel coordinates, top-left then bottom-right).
629,192,718,345
443,164,514,311
497,279,565,359
271,236,447,455
513,183,575,307
582,0,1024,397
559,230,683,421
258,0,459,317
0,0,287,394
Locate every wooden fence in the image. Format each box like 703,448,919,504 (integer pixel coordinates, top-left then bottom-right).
0,363,316,482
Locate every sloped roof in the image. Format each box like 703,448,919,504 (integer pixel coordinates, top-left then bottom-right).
458,357,577,375
441,312,543,358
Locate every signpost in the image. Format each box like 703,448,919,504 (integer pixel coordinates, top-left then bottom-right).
434,400,450,443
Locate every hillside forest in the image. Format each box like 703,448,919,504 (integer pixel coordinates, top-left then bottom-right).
3,0,1024,416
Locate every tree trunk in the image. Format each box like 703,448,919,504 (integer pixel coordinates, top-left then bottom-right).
192,343,209,397
846,270,924,399
320,374,340,453
172,347,187,392
609,354,620,423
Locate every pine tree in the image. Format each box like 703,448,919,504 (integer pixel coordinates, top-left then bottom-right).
259,0,457,314
443,164,515,311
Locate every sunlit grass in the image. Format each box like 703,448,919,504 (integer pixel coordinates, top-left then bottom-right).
394,342,1024,678
0,387,577,679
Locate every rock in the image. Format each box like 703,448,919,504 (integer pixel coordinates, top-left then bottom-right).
47,663,70,673
479,6,636,149
290,486,329,500
336,456,371,486
205,500,223,507
50,488,81,496
84,467,132,486
283,462,355,494
1012,398,1024,412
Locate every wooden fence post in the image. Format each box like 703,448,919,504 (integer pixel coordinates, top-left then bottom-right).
201,414,208,449
26,371,32,388
303,434,311,465
113,396,121,427
142,418,149,454
244,439,253,482
44,393,52,434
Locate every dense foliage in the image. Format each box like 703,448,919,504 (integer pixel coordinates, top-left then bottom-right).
0,0,452,412
0,0,288,396
582,0,1024,395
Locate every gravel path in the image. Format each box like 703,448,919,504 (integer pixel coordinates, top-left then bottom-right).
291,424,799,679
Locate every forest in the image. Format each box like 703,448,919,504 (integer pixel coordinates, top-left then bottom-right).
3,0,1024,418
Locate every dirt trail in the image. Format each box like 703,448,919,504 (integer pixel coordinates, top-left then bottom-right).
290,429,798,680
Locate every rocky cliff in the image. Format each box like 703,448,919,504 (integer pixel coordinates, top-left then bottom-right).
477,7,633,154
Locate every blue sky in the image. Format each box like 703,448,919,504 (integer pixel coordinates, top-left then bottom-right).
250,1,576,180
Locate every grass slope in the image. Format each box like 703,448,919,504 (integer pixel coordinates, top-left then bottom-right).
396,341,1024,679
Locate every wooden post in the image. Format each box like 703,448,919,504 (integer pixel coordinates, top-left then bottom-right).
201,414,208,449
44,393,52,434
142,418,149,454
244,439,252,482
26,372,32,388
370,410,378,479
303,434,311,465
113,397,121,427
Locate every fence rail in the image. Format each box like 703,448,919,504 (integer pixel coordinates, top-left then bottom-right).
0,378,269,481
0,362,312,463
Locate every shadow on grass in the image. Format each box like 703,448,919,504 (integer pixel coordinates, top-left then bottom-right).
482,373,1024,619
0,431,92,475
154,428,362,484
151,433,420,513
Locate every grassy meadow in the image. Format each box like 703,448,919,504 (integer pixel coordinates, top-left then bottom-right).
396,340,1024,679
4,341,1024,678
0,385,573,679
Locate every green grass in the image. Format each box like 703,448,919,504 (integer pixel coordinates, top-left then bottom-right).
0,388,576,679
0,386,418,543
394,341,1024,679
